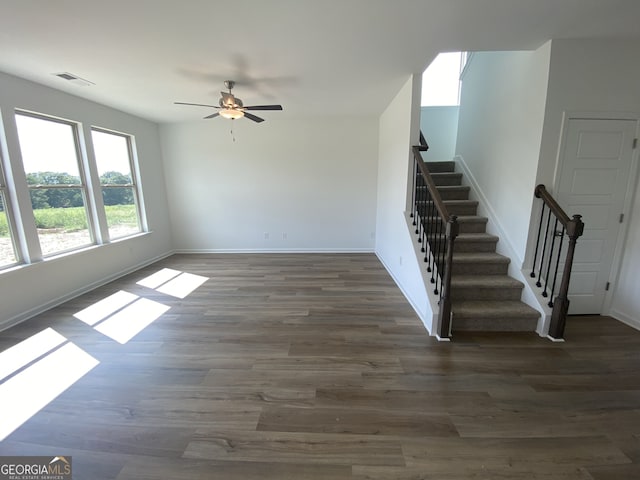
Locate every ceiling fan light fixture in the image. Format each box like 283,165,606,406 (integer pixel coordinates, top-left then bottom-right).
219,108,244,120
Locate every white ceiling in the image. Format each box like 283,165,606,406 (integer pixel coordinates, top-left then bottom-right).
1,0,639,124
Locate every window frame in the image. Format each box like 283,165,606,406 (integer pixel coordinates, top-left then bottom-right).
91,127,144,239
15,110,96,257
0,150,20,268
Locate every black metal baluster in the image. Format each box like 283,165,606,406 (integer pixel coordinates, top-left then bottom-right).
531,203,546,278
536,208,553,288
437,224,446,299
424,189,433,264
410,159,417,222
548,226,566,307
415,173,422,235
427,193,437,273
542,218,559,298
433,211,442,294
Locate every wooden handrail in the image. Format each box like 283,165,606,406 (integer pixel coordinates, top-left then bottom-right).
418,131,429,151
531,184,584,340
412,146,452,223
535,184,570,226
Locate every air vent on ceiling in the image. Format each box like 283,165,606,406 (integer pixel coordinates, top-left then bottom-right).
52,72,94,87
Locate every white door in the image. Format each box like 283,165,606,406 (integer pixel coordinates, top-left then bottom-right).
556,118,637,314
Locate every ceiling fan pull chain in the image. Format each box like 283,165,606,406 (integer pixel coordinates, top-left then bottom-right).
230,121,236,142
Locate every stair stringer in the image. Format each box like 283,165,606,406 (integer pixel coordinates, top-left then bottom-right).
453,154,550,336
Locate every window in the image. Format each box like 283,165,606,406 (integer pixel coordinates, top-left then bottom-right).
421,51,467,107
15,112,93,256
91,129,142,239
0,157,18,267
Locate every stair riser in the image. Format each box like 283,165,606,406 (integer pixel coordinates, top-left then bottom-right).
453,241,498,253
445,204,478,216
424,239,497,253
451,263,509,275
457,221,487,234
431,174,463,186
437,189,470,200
451,287,523,301
415,218,488,234
415,186,469,201
415,202,478,216
424,161,455,173
452,317,538,332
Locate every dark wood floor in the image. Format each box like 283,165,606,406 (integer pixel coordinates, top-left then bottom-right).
0,253,639,479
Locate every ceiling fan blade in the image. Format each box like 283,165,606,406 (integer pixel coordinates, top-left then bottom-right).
243,105,283,111
204,112,220,119
243,111,264,123
175,102,219,108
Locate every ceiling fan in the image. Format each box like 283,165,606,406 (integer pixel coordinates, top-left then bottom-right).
175,80,283,123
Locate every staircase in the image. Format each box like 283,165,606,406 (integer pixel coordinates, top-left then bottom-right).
427,161,539,332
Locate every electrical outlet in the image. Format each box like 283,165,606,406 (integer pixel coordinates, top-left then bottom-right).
282,232,287,240
264,232,269,240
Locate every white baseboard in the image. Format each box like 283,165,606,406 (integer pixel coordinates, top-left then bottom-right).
173,248,374,254
609,309,640,332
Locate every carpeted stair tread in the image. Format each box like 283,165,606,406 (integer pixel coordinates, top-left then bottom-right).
451,274,524,289
450,252,510,274
452,300,540,318
456,233,499,243
451,300,540,332
434,185,471,200
450,232,499,252
452,251,511,265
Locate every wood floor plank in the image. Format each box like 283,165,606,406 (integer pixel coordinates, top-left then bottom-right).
256,405,458,437
183,429,405,467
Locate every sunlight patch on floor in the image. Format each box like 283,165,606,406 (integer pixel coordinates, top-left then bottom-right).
156,272,208,299
73,290,139,326
0,340,99,441
93,297,170,344
0,327,67,382
136,268,182,289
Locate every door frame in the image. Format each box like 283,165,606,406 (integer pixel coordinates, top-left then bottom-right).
552,111,640,315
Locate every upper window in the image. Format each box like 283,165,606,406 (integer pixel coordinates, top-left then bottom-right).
91,129,142,239
421,51,467,107
15,112,93,256
0,155,18,267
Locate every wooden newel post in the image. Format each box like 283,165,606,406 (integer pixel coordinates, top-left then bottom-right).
548,214,584,340
437,215,459,339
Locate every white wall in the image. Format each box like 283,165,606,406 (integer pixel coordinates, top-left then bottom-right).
160,116,378,252
455,44,551,263
612,184,640,329
420,106,459,161
534,39,640,328
0,72,173,330
375,75,435,332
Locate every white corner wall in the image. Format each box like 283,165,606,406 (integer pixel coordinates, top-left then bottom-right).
535,39,640,328
375,75,434,332
455,44,551,264
159,115,378,252
0,72,173,330
420,106,459,161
